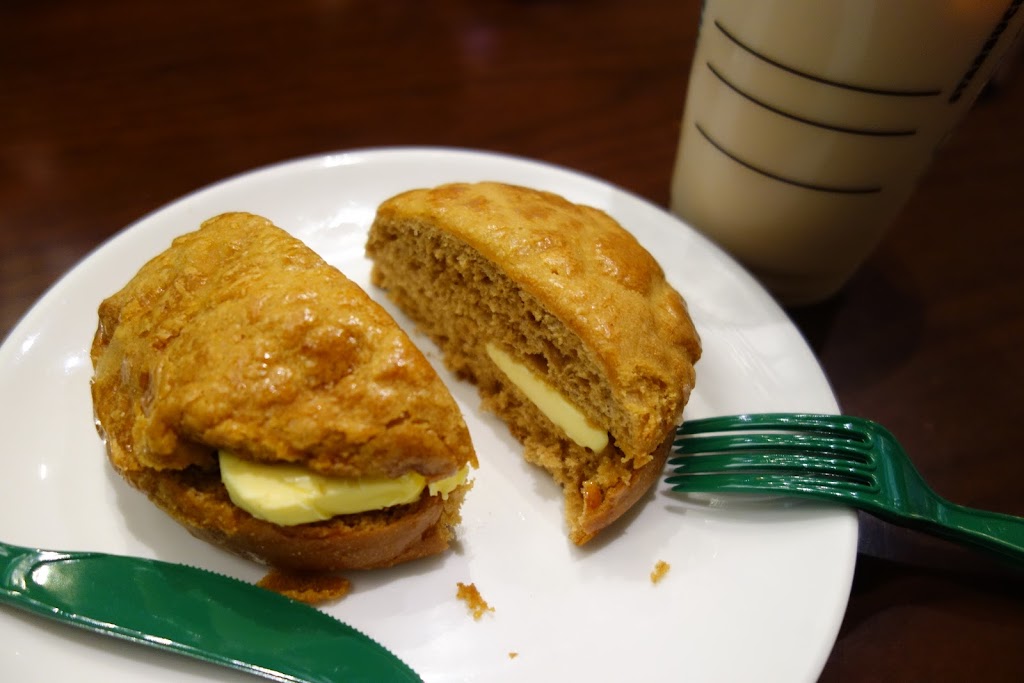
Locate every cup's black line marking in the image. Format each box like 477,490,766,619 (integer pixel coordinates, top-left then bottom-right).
694,122,883,195
706,62,917,137
714,19,942,98
948,0,1022,103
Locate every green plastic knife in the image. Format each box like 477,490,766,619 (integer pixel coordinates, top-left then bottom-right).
0,540,422,682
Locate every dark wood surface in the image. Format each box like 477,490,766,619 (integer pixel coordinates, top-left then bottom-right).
3,1,1022,680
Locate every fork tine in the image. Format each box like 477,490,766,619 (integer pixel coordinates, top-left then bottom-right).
668,451,874,482
673,432,869,458
665,471,873,500
677,413,864,438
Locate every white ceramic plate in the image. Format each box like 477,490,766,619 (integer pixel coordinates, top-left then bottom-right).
0,148,855,683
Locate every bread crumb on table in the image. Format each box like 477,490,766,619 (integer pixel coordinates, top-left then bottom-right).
456,581,495,620
650,560,671,584
258,569,352,605
508,652,519,660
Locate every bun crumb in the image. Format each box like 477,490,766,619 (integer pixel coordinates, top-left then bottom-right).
650,560,671,584
258,569,352,605
456,581,494,620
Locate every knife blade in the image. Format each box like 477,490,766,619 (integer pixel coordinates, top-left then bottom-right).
0,540,422,682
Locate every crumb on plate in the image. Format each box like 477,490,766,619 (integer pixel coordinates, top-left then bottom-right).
456,581,494,620
650,560,671,584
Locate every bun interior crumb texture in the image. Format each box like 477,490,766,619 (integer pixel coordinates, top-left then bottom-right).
90,212,476,573
367,182,700,544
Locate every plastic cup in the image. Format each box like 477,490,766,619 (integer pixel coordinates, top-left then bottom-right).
670,0,1024,305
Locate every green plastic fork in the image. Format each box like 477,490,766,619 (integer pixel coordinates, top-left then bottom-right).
668,413,1024,565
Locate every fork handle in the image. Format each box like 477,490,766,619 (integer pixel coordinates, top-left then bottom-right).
908,500,1024,565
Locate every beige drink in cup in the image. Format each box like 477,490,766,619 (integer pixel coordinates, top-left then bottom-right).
670,0,1024,305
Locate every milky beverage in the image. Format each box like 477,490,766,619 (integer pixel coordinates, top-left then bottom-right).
671,0,1024,304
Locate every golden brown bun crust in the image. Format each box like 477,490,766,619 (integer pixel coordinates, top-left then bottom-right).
91,212,475,570
92,212,474,480
367,182,699,544
370,182,700,458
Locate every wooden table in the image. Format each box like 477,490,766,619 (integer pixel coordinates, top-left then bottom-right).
3,2,1022,680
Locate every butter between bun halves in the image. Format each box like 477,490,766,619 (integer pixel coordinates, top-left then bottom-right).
90,212,477,599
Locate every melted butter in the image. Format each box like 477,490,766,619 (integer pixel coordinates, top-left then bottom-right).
485,343,608,452
219,451,468,526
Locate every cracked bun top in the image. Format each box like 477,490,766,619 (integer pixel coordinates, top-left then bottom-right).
90,212,475,482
